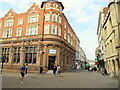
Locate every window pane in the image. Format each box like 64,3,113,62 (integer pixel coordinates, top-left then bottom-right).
34,47,37,52
17,53,20,63
29,53,32,63
30,47,33,52
13,54,16,63
33,53,36,64
26,47,29,52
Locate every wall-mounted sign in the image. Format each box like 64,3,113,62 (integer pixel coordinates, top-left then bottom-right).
49,49,57,54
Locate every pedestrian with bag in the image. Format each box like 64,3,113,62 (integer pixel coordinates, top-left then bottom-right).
56,65,61,77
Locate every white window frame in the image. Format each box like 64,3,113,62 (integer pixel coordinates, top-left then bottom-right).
45,14,50,22
52,14,57,22
0,23,2,28
16,28,22,37
18,18,23,25
4,19,14,27
64,22,67,29
28,15,39,24
26,25,38,36
44,25,50,34
52,25,57,35
3,29,12,38
58,26,61,36
68,35,71,44
64,31,66,40
59,16,62,24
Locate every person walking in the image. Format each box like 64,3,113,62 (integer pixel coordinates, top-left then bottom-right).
25,64,28,75
19,64,26,83
53,64,57,75
56,65,61,77
102,68,107,75
40,65,43,73
72,64,75,72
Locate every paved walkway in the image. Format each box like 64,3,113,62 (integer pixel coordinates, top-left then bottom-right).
1,70,118,88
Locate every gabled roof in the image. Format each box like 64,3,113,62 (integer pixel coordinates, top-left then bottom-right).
27,3,41,14
4,9,16,18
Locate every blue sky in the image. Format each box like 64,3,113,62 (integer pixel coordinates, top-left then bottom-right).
0,0,109,60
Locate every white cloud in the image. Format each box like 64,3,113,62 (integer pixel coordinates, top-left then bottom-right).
59,0,108,60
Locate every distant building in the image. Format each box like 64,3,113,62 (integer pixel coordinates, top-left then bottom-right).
97,0,120,77
0,0,81,72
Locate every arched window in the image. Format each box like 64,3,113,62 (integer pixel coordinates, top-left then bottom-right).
52,14,57,22
45,14,50,22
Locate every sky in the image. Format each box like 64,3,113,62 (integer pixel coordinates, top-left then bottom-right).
0,0,109,61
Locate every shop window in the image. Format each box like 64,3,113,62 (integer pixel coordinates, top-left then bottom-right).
13,47,21,63
25,46,37,64
1,48,10,63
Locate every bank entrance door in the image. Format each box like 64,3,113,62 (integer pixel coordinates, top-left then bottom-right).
48,56,56,70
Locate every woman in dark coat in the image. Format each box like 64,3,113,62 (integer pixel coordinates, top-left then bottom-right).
53,64,57,75
40,65,43,73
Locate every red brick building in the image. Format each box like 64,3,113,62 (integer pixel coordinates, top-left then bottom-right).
0,0,80,72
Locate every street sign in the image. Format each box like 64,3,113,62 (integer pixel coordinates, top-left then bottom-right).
48,49,56,54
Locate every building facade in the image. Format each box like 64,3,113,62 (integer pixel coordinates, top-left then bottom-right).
0,0,80,72
96,8,108,71
97,0,120,77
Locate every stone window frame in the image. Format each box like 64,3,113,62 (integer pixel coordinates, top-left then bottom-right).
58,16,62,24
0,22,2,28
18,18,23,25
52,14,57,22
45,13,50,22
3,28,12,38
16,28,22,37
64,30,66,40
25,46,37,64
4,19,14,27
28,15,39,24
1,48,10,63
44,24,50,34
64,22,67,29
26,25,38,36
52,25,57,35
58,26,61,36
13,47,21,64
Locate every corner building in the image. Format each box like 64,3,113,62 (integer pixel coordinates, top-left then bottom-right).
0,0,80,72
